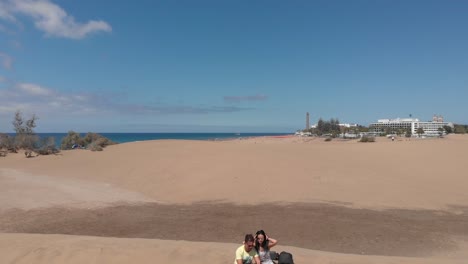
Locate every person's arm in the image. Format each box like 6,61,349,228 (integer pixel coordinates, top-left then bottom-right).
254,255,261,264
267,236,278,248
235,246,244,264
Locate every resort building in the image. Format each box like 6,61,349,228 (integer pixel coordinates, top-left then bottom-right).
369,115,454,137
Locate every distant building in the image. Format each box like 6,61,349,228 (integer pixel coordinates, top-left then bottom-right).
339,123,358,128
308,123,359,129
369,116,454,136
306,112,310,130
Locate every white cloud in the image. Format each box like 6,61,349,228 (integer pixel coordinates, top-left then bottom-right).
224,94,268,103
16,82,54,96
0,2,16,22
0,0,111,39
0,81,95,116
0,81,253,119
0,52,13,70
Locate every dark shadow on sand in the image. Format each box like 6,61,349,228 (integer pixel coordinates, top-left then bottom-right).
1,202,468,257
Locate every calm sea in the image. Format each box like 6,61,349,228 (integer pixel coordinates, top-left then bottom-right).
32,132,291,146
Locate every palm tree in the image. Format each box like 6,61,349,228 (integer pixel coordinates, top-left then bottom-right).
416,127,424,137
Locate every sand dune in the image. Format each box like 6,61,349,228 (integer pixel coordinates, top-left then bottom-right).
1,135,467,263
1,233,467,264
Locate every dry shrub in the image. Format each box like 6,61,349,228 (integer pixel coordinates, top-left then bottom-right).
359,136,375,143
61,131,115,151
87,142,103,151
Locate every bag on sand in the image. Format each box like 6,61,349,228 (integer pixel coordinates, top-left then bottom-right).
278,251,294,264
269,250,279,260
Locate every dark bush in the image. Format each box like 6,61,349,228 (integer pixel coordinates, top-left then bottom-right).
61,131,115,151
0,133,16,152
35,136,60,155
83,133,115,148
359,136,375,143
61,131,85,150
324,137,332,142
87,142,103,151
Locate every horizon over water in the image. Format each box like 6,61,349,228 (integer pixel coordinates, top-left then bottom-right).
34,132,292,145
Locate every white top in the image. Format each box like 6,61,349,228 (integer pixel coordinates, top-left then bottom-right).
258,250,274,264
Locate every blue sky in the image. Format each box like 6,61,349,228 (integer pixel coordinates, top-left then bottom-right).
0,0,467,132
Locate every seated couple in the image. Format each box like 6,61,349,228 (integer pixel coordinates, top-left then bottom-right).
234,230,278,264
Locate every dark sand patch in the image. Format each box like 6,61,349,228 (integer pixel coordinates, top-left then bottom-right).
1,202,468,257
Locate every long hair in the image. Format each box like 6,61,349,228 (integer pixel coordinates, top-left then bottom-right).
254,230,269,252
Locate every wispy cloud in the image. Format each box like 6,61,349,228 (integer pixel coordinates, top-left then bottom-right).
0,81,253,117
0,2,16,22
0,0,111,39
0,52,13,70
120,105,252,115
16,82,53,96
223,94,268,103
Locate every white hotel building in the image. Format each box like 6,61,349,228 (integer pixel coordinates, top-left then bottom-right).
369,115,454,136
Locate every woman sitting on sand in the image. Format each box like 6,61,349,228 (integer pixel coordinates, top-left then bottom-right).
254,230,278,264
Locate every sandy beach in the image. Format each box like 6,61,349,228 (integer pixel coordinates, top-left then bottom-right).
1,135,468,263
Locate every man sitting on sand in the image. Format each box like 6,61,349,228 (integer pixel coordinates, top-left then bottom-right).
235,234,261,264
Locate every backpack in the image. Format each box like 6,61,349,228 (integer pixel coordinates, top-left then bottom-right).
278,251,294,264
269,250,279,260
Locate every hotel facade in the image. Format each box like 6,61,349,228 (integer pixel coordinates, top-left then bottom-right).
369,115,454,136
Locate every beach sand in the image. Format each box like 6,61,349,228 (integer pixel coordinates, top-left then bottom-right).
1,134,468,263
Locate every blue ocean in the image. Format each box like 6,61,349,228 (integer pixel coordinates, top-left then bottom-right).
34,132,292,146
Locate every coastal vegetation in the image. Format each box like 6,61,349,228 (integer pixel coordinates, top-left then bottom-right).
453,124,467,134
359,135,375,143
0,110,116,157
302,118,368,139
61,131,116,151
0,110,59,157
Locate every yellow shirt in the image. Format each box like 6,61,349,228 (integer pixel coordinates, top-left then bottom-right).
234,245,258,264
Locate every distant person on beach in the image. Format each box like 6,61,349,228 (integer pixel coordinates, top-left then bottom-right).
235,234,260,264
254,230,278,264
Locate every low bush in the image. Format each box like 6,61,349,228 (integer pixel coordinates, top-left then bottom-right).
60,131,116,151
87,142,103,151
359,136,375,143
324,137,332,142
0,133,16,152
35,136,60,155
61,131,85,150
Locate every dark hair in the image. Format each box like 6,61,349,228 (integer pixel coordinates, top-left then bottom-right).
255,230,269,252
244,234,255,243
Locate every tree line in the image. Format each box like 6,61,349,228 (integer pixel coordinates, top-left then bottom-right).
303,118,369,137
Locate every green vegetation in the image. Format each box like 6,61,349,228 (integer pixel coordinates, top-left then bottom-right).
359,136,375,143
405,128,412,138
443,125,453,134
453,124,467,134
1,110,116,157
61,131,116,151
416,127,425,137
0,110,59,157
305,118,341,137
